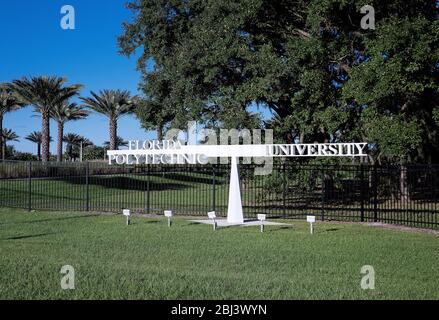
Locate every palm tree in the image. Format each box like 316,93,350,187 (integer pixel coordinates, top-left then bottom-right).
63,133,93,162
0,85,26,160
25,131,53,161
76,136,93,162
103,136,128,149
51,102,89,162
80,90,135,151
2,129,19,159
11,76,82,161
63,133,81,161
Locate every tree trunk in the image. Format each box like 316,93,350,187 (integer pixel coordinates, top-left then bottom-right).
57,121,64,162
285,131,294,144
157,123,163,141
66,144,72,161
109,117,117,150
41,112,50,162
37,143,41,161
299,132,305,144
1,141,5,161
0,114,4,161
400,164,410,202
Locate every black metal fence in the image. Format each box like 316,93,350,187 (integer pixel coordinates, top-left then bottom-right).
0,160,438,229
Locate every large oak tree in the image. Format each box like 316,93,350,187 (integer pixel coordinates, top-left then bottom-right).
119,0,438,164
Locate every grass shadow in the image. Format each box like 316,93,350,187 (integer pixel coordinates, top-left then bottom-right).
3,232,57,240
143,220,161,224
150,172,227,185
324,228,340,232
61,175,190,192
1,214,99,226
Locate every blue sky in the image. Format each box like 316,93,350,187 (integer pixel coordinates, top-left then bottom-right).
0,0,155,153
1,0,272,154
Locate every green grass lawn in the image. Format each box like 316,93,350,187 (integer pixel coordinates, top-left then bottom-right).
0,173,230,214
0,173,312,219
2,172,438,229
0,208,438,300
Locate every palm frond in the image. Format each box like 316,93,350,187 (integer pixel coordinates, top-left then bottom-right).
0,85,27,115
103,136,128,148
11,76,82,114
80,89,136,119
51,102,89,123
2,128,19,142
25,131,53,143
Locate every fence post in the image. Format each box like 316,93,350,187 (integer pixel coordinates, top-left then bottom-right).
146,164,150,214
28,161,32,212
282,163,286,219
321,166,325,221
212,164,216,212
360,164,365,222
373,164,378,222
85,162,90,212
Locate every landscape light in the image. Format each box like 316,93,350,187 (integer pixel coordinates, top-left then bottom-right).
257,214,266,233
208,211,217,231
164,210,173,227
307,215,316,234
123,209,131,226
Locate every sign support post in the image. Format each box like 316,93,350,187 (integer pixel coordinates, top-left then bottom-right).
227,157,244,224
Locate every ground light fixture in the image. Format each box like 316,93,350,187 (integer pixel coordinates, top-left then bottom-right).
257,214,266,233
164,210,173,227
123,209,131,226
307,215,315,234
208,211,217,230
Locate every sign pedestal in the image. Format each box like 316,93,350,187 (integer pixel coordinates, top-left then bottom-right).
227,157,244,224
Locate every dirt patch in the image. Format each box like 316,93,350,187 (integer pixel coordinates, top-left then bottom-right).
364,222,439,236
318,219,439,235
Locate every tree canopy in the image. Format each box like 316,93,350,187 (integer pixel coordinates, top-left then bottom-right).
119,0,439,164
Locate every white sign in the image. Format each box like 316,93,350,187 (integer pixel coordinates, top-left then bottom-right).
164,210,173,217
108,140,367,224
107,141,368,165
123,209,131,216
208,211,216,219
